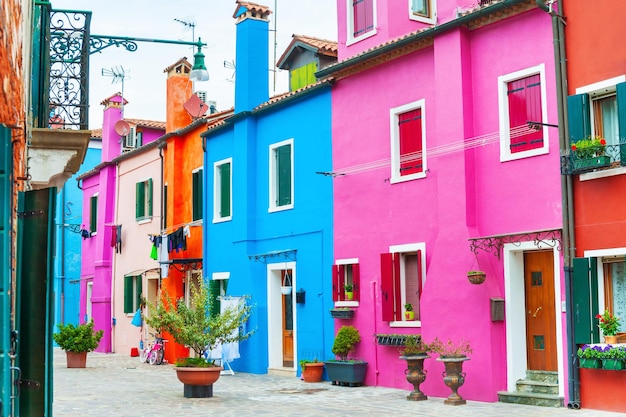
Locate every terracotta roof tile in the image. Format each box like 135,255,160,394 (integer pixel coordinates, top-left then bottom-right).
163,57,192,73
124,118,166,130
91,129,102,139
233,1,272,19
100,92,128,106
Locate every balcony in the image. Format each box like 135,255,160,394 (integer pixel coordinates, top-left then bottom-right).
561,143,626,175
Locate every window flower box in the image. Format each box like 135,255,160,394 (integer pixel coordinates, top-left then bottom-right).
375,334,408,346
602,359,625,371
330,308,355,320
579,358,602,369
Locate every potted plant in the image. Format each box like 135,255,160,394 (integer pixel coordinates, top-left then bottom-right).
404,303,414,320
299,358,324,382
53,320,104,368
146,283,254,398
398,335,429,401
599,345,626,370
344,283,354,300
570,136,610,170
324,325,367,386
431,337,472,405
577,344,603,369
467,270,486,285
597,309,621,344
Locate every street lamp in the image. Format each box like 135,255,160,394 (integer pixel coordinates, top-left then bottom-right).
190,38,209,82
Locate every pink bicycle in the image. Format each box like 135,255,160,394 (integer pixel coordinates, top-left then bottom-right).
139,334,167,365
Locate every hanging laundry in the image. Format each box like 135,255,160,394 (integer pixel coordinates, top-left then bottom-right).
159,235,169,278
115,225,122,253
168,227,186,253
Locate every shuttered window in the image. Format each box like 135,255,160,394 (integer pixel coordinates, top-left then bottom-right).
192,168,203,221
270,140,293,211
332,263,361,302
507,74,543,153
89,195,98,233
290,62,318,92
398,108,423,176
217,162,231,219
163,185,168,227
380,249,423,322
123,275,142,314
572,257,600,344
353,0,374,37
135,179,153,221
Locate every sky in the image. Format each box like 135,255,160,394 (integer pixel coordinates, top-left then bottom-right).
51,0,338,129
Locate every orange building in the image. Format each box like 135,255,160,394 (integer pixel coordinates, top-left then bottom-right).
562,1,626,413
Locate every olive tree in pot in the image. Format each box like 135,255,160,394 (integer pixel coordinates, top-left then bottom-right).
146,283,254,398
53,320,104,368
324,325,367,386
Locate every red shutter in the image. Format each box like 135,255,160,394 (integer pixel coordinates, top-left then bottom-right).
381,253,394,321
416,249,422,321
393,253,402,321
332,265,339,302
338,265,346,301
353,263,360,302
399,109,423,176
508,74,543,153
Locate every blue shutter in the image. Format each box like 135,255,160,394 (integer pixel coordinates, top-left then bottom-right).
615,82,626,165
567,94,591,144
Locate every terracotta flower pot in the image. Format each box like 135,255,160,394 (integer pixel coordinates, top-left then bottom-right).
301,362,324,383
65,351,87,368
175,366,224,398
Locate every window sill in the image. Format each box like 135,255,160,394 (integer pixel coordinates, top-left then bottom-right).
213,216,232,224
268,204,293,213
137,217,152,225
334,301,359,308
579,165,626,181
390,320,421,328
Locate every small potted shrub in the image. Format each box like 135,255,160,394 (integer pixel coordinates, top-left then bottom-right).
399,335,429,401
597,309,620,344
431,337,472,405
404,303,414,320
344,283,354,300
324,325,367,386
299,358,324,382
53,320,104,368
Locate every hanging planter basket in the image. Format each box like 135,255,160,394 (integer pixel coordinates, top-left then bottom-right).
281,286,292,295
467,271,486,285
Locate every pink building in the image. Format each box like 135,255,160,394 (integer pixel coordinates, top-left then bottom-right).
319,0,565,406
77,94,165,352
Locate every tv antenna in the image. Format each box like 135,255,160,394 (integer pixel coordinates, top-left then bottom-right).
174,17,196,43
223,60,236,83
101,66,130,116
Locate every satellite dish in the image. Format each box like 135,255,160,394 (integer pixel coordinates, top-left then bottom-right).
183,94,209,118
114,120,131,136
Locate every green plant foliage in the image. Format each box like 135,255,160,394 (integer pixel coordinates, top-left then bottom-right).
299,358,320,370
400,335,428,356
344,284,353,292
53,320,104,353
332,325,361,361
404,303,413,312
145,283,254,365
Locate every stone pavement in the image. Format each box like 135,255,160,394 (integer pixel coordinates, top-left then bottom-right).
53,349,621,417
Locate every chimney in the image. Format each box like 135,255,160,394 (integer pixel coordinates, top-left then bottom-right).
100,93,126,161
164,58,194,133
233,1,272,113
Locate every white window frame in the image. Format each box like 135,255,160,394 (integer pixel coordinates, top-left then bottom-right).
269,138,294,213
346,0,377,46
409,0,436,25
389,242,426,328
335,258,359,307
390,99,427,184
498,64,549,162
213,158,233,223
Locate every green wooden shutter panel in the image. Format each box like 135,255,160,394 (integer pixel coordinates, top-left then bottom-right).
124,276,133,314
615,82,626,165
135,182,144,219
572,257,599,344
163,185,168,227
147,179,153,217
192,170,203,221
220,163,231,217
567,94,591,144
136,277,142,311
208,279,221,318
90,196,97,232
277,145,291,206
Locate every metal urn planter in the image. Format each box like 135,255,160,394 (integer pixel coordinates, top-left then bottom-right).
437,357,470,405
400,354,429,401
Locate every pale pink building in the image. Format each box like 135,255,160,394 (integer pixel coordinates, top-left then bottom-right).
319,0,566,406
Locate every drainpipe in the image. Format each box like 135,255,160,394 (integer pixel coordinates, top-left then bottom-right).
536,0,579,408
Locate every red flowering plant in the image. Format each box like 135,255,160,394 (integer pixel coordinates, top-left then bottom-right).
596,309,620,336
570,136,607,159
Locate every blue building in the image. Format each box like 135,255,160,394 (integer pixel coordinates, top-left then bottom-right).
201,2,336,376
53,135,102,329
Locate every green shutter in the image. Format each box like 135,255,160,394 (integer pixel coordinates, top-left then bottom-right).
136,277,142,311
192,170,203,221
124,276,133,314
163,185,168,227
615,82,626,165
572,257,599,344
289,62,318,91
147,179,153,217
567,94,591,144
208,279,221,318
135,182,145,219
220,163,231,217
277,145,291,206
90,195,97,232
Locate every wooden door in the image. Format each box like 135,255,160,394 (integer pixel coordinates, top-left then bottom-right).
282,290,294,367
524,251,557,371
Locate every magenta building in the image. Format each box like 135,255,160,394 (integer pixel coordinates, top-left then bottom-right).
319,0,566,405
77,94,164,352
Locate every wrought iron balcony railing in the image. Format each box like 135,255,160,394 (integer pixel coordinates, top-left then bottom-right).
561,143,626,175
